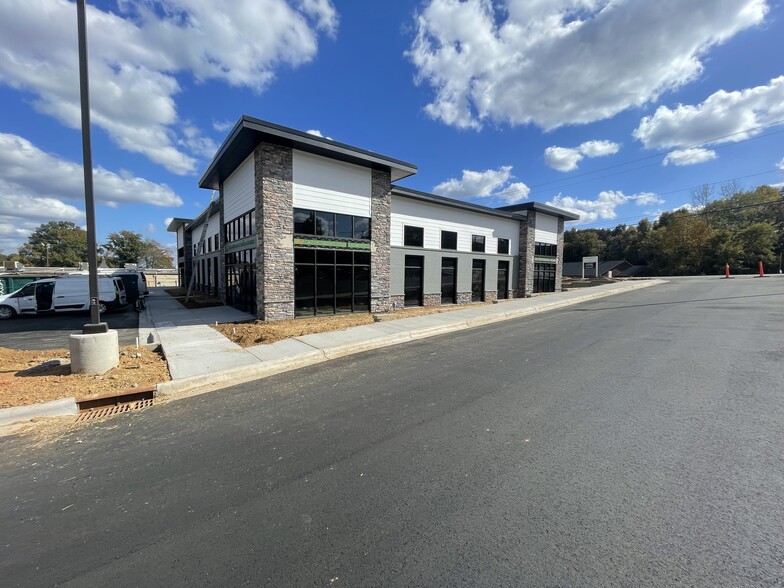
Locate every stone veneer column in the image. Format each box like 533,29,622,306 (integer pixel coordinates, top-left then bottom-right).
217,186,226,302
183,230,193,288
518,211,536,297
255,142,295,320
370,169,392,313
555,217,565,292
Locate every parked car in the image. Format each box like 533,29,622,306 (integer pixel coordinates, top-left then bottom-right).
0,275,127,320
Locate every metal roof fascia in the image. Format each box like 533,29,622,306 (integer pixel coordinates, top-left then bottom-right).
198,116,418,190
497,201,580,221
391,186,525,220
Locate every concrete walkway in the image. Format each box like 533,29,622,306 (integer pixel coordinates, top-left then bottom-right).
142,280,665,397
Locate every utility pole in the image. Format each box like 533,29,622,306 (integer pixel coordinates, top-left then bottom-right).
76,0,104,332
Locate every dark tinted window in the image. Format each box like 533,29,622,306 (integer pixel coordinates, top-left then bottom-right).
534,242,557,257
441,230,457,250
315,212,335,237
335,214,354,238
354,217,370,240
471,235,485,252
498,238,510,255
404,226,424,247
294,209,314,234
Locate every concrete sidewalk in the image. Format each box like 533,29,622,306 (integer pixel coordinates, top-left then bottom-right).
143,280,666,398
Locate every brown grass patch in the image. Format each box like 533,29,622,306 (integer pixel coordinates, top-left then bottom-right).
0,346,170,408
213,301,499,347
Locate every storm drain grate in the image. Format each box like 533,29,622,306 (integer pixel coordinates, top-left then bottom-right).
75,398,154,422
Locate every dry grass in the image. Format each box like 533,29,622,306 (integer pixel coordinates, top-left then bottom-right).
213,301,497,347
0,346,170,408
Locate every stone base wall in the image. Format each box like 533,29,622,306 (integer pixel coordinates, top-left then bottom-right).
423,293,441,307
389,295,405,310
456,292,472,305
484,290,497,303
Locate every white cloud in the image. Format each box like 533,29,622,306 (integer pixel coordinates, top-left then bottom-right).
212,120,234,133
548,190,663,224
0,133,182,208
663,147,718,166
633,76,784,150
433,166,530,204
776,157,784,171
578,140,621,158
544,140,620,171
544,147,583,172
164,217,174,229
306,129,333,140
408,0,767,130
0,0,337,174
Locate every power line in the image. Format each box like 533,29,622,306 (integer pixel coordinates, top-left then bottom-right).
529,119,784,193
569,169,783,229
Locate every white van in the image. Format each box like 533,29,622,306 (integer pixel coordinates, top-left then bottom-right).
0,275,127,320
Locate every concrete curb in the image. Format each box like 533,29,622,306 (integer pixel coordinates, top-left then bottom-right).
157,279,666,400
0,397,78,426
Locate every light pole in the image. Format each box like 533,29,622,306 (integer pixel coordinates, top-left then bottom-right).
76,0,104,332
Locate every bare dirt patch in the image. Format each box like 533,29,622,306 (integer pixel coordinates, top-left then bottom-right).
0,346,170,408
164,287,224,309
213,302,497,347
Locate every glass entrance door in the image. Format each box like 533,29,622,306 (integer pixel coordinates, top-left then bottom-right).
404,255,424,306
441,258,457,304
497,260,509,299
471,259,485,302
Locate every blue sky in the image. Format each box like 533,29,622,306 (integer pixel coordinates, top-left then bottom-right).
1,0,783,256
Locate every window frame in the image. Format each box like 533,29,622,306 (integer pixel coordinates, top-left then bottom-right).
441,230,458,250
471,234,486,253
404,225,425,248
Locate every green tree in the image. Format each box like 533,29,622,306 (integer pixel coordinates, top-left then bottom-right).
564,229,606,262
138,239,174,269
104,230,174,268
104,230,147,267
18,221,88,266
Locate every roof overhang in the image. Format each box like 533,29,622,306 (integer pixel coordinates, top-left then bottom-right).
199,116,418,190
496,201,580,221
166,218,193,232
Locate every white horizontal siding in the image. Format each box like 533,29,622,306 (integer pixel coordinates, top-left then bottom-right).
534,213,558,244
293,150,371,217
391,196,519,254
223,154,255,223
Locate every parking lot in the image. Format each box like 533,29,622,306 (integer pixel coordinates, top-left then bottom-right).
0,305,139,350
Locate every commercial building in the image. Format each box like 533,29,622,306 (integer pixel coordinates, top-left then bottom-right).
168,116,578,320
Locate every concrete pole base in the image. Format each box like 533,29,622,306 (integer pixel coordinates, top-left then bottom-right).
69,329,119,374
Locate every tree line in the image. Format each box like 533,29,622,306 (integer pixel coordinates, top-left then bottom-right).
0,221,174,269
564,184,784,275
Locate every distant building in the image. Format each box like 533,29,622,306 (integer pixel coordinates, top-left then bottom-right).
169,116,579,320
562,259,649,278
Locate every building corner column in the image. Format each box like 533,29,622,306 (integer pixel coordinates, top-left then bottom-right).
370,169,392,313
255,142,295,321
518,211,536,297
555,217,565,292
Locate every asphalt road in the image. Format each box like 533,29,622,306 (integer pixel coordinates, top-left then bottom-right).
0,305,139,350
1,276,783,586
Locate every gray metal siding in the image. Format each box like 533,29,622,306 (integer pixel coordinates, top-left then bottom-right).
390,247,516,296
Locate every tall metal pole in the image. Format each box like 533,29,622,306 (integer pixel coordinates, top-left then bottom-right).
76,0,103,329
